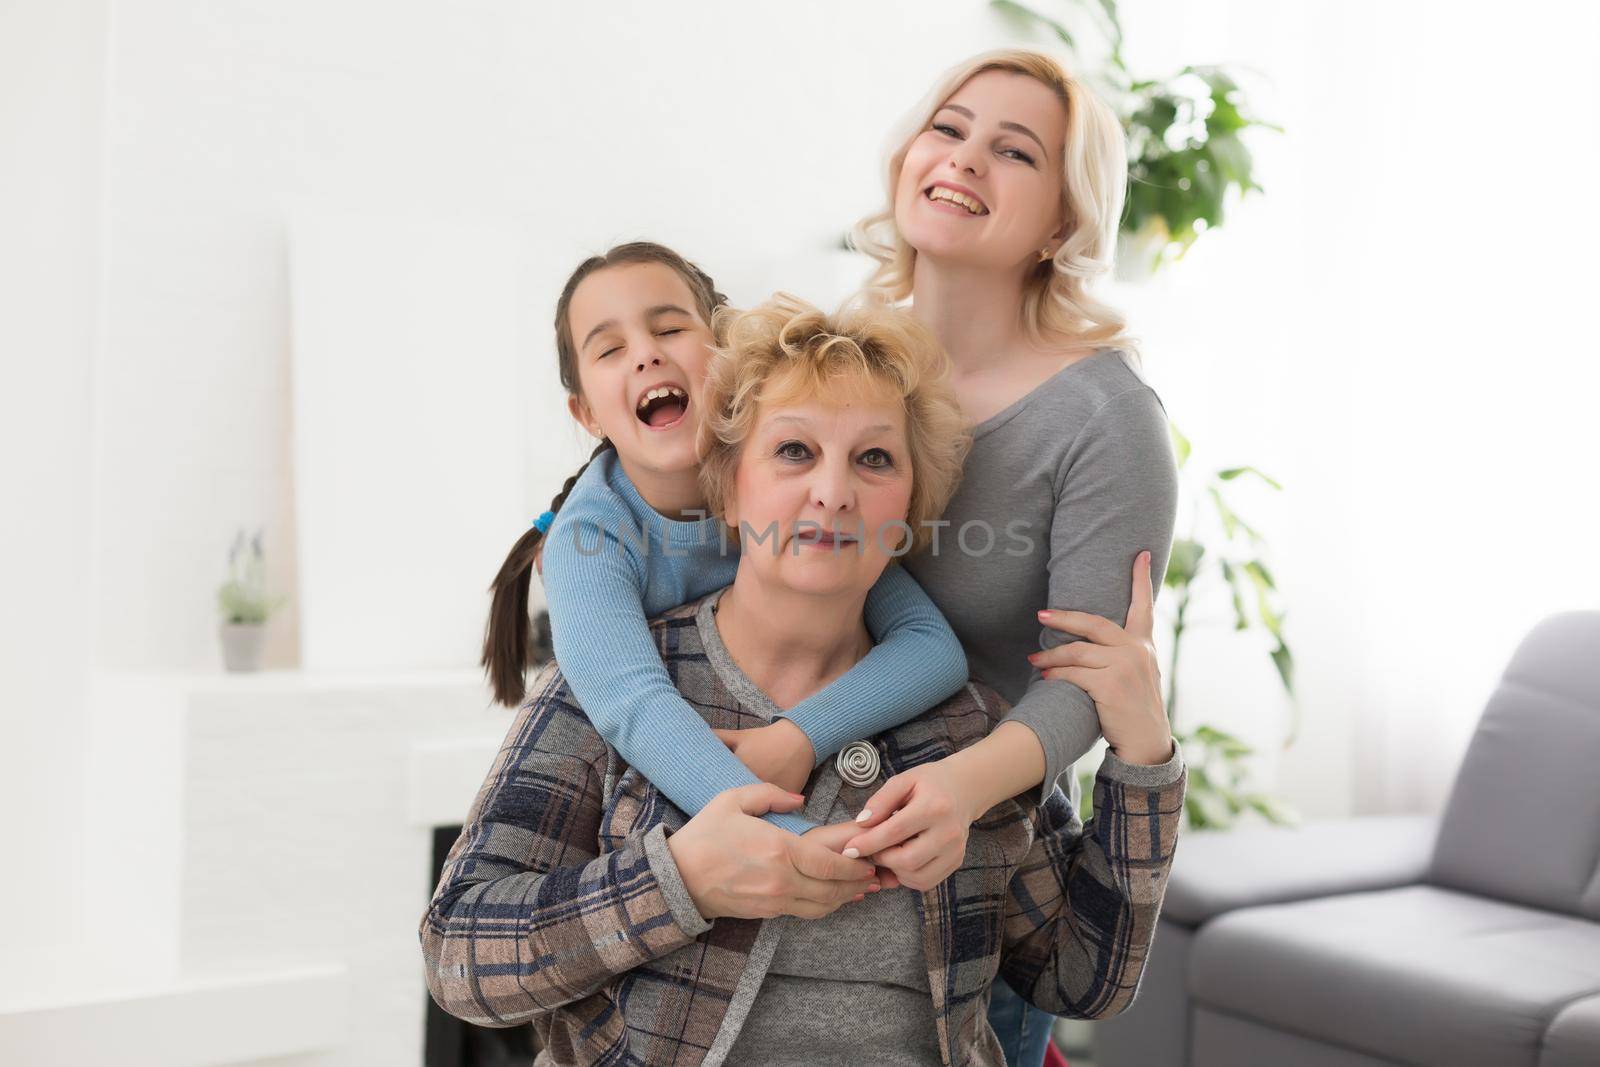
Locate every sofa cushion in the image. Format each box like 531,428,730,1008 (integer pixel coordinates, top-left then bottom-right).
1429,611,1600,920
1192,1006,1399,1067
1190,885,1600,1067
1162,814,1435,927
1542,994,1600,1067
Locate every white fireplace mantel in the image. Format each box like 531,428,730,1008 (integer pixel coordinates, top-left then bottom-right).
0,667,517,1066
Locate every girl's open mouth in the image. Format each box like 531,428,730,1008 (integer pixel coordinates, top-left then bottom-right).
636,387,689,430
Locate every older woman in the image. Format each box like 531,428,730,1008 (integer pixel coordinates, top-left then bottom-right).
420,295,1184,1067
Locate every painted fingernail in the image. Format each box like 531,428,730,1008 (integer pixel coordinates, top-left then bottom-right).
853,893,864,902
843,847,860,859
1037,610,1051,619
856,809,872,823
867,883,881,893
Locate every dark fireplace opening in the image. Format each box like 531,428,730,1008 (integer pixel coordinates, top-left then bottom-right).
424,824,539,1067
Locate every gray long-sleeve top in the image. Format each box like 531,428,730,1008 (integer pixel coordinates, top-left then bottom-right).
903,347,1179,802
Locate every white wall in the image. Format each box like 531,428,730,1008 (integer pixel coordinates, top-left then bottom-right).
0,0,107,961
1111,0,1600,813
87,0,1022,675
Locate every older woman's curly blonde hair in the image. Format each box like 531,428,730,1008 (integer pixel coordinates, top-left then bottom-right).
852,48,1136,356
696,293,970,556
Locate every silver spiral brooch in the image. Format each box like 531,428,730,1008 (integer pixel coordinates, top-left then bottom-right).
835,740,882,788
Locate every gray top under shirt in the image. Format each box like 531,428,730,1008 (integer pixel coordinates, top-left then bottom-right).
903,347,1179,803
645,588,992,1067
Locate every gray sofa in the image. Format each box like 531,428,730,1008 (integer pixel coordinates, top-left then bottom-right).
1092,611,1600,1067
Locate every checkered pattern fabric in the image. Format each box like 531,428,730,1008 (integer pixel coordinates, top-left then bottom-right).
420,596,1185,1066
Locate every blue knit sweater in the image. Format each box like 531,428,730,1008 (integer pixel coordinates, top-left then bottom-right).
539,449,968,834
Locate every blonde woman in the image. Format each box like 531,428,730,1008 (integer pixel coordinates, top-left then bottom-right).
836,49,1183,1066
421,295,1183,1066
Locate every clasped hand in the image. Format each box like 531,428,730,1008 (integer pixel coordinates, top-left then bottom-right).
707,552,1171,897
665,783,884,920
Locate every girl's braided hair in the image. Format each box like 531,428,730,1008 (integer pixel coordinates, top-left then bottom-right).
480,242,728,707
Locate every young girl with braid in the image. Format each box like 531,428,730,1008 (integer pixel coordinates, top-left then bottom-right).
480,241,971,840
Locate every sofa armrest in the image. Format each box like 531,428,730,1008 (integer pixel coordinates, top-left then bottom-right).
1162,813,1437,927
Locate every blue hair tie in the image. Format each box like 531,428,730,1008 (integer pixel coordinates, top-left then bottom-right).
532,510,556,534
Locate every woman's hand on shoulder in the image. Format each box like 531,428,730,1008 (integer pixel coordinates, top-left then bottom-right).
1031,550,1174,765
666,783,879,920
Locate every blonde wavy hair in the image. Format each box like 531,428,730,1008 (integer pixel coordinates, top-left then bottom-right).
852,48,1137,356
696,293,970,556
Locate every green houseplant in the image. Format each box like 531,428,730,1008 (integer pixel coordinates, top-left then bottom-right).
993,0,1280,275
1160,425,1297,828
1079,425,1298,830
216,527,287,671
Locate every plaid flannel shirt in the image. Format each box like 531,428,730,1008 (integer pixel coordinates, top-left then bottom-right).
420,595,1185,1066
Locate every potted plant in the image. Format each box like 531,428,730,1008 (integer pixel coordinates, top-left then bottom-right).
1158,424,1297,828
216,528,287,672
1078,424,1298,830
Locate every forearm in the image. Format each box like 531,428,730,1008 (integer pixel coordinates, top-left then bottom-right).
422,830,704,1022
420,680,703,1025
994,684,1102,805
951,690,1177,820
588,684,817,836
947,720,1048,819
783,563,968,762
1000,743,1186,1018
1112,731,1177,766
546,541,816,835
